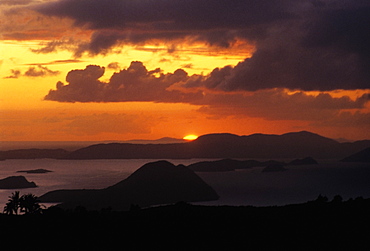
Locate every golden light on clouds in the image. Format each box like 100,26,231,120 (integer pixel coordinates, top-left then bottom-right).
0,0,369,142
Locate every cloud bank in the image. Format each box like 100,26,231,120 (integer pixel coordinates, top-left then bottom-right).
29,0,370,91
44,61,369,124
44,62,203,102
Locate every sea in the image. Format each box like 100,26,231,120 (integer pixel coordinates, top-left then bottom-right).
0,159,369,209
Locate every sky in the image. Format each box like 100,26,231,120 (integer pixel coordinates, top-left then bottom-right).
0,0,369,141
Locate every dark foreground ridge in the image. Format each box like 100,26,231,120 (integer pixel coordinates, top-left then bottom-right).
39,161,219,210
1,197,369,250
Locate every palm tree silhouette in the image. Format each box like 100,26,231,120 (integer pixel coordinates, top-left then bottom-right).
3,192,42,215
3,191,21,215
19,193,42,214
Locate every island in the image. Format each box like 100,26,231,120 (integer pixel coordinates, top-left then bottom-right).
39,160,219,210
0,176,37,189
341,147,370,162
17,169,53,174
262,163,287,172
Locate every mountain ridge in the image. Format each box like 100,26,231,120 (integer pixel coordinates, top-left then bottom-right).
1,131,369,160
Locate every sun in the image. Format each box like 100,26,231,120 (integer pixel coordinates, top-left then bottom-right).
183,134,198,141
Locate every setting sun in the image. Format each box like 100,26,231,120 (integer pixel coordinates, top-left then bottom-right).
183,135,199,141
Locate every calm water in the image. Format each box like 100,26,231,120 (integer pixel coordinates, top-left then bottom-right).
0,159,369,209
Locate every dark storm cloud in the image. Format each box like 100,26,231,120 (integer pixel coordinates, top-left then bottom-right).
35,0,293,53
184,42,369,91
44,62,203,102
33,0,370,91
36,0,291,30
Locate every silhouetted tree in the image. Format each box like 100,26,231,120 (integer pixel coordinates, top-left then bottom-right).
332,195,343,203
315,194,329,203
19,193,42,214
3,191,21,215
3,192,42,215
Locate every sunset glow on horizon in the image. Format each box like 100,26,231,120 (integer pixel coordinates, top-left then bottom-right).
0,0,369,142
183,135,199,141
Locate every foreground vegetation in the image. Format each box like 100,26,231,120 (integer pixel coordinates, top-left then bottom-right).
0,195,369,250
3,191,42,215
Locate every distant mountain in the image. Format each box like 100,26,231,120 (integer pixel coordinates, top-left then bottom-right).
341,147,370,162
2,131,369,160
0,149,68,159
39,161,219,210
63,131,370,160
125,137,185,144
0,138,185,151
0,176,37,189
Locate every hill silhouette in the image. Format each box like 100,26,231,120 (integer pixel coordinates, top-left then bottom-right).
63,131,370,159
1,131,369,160
39,161,219,210
341,147,370,162
0,176,37,189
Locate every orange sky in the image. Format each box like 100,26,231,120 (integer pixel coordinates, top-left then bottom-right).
1,0,369,142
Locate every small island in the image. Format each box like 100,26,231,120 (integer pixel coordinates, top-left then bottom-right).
0,176,37,189
17,169,53,174
262,163,287,172
288,157,318,165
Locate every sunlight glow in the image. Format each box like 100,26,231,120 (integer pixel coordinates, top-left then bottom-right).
183,135,198,141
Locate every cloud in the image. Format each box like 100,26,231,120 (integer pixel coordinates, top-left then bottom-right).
3,65,60,78
24,65,60,77
3,69,21,79
0,0,33,6
44,62,203,102
34,0,291,54
30,0,370,91
36,0,292,32
44,61,370,127
30,39,80,54
107,62,120,70
195,90,370,121
310,110,370,128
26,59,84,65
184,43,369,91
